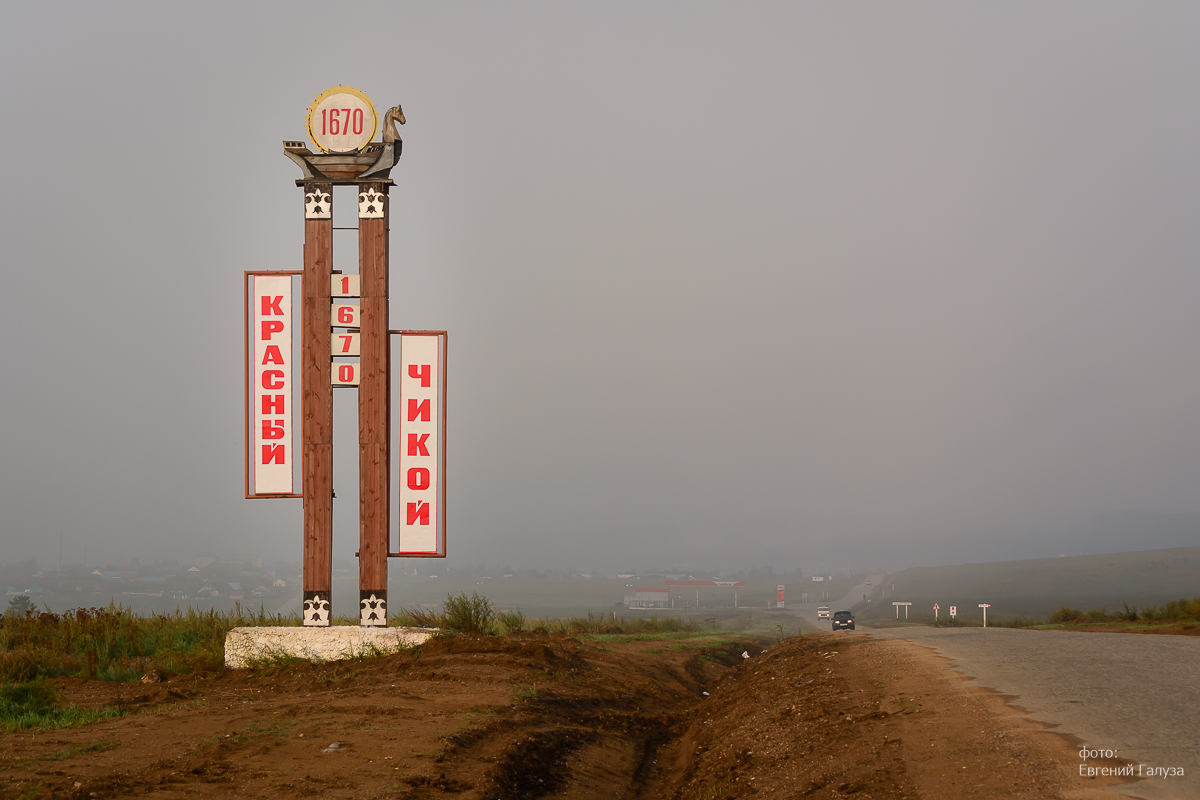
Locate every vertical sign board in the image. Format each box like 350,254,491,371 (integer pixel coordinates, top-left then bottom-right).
396,332,446,556
251,275,293,495
777,585,785,608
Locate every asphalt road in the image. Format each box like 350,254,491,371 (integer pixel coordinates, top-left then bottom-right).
791,573,883,632
865,626,1200,800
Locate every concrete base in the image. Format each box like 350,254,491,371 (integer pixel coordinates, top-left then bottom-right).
224,626,437,669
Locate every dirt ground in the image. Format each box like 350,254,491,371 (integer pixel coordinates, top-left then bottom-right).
0,631,1148,800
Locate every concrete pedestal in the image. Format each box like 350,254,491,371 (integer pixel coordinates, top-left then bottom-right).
224,626,436,669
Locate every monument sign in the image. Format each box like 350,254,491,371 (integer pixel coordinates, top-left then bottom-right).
244,85,447,629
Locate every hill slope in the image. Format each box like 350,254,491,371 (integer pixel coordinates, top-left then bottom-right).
857,545,1200,623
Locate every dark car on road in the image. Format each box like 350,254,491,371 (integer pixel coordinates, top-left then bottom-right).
831,611,855,631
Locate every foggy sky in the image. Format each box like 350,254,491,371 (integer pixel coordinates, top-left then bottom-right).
3,2,1200,573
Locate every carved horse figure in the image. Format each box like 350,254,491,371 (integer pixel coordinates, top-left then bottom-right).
358,103,406,179
383,104,405,144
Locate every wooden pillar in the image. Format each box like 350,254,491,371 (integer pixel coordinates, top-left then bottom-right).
357,182,390,625
302,182,334,626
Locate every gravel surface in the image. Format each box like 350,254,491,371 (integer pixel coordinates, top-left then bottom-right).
865,626,1200,800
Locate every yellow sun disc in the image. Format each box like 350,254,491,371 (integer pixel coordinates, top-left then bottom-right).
306,86,378,153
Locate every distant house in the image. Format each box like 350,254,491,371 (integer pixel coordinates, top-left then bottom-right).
625,588,669,609
273,578,286,588
198,581,234,598
187,566,201,573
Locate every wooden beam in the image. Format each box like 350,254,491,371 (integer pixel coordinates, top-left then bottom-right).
358,183,389,626
302,183,333,626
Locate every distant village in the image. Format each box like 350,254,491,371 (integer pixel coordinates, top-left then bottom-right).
1,555,296,614
3,557,830,616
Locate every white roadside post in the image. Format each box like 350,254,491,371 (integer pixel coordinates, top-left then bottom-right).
933,603,940,621
979,603,991,627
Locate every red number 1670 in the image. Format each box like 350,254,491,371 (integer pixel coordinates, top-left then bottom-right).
321,107,364,137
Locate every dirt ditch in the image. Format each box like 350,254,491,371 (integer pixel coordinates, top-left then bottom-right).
0,631,1142,799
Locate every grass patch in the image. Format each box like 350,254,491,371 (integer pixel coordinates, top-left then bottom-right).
512,683,538,700
346,640,406,662
0,602,292,683
1,740,117,772
0,593,791,689
243,719,295,741
0,678,123,731
1047,598,1200,624
49,740,118,760
244,650,309,674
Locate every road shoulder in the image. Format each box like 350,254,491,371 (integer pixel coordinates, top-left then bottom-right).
658,632,1144,800
871,635,1144,800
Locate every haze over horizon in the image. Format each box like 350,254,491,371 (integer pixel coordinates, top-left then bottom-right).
3,3,1200,574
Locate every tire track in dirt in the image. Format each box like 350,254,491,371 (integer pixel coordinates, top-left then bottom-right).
0,633,753,800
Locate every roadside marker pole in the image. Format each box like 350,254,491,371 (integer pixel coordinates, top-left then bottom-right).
979,603,991,627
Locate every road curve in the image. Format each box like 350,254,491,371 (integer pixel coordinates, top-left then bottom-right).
865,626,1200,800
790,573,884,632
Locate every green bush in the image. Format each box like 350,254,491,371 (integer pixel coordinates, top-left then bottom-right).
497,609,526,634
1141,597,1200,622
443,592,496,635
1048,607,1085,623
